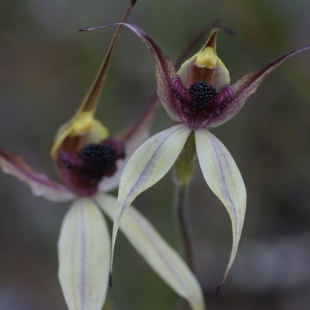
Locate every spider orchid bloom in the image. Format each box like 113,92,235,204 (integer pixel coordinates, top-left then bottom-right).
89,23,310,289
0,10,206,310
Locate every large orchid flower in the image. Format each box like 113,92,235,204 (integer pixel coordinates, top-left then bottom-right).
0,5,206,310
85,23,310,291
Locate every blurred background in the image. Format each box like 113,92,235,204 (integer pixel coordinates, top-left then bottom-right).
1,0,310,309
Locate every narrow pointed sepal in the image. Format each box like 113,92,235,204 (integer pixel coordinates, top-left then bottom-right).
195,129,246,286
209,45,310,128
0,148,75,202
58,198,110,310
81,23,182,123
96,194,205,310
112,124,191,267
51,3,137,158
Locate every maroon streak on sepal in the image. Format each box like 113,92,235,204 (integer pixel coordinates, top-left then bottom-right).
0,148,75,202
80,23,182,123
208,45,310,128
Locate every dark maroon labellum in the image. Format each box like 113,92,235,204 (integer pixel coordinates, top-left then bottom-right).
56,138,125,196
172,75,233,128
79,143,117,173
188,82,217,111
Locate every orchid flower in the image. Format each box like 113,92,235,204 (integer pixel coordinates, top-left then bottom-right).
85,23,310,290
0,5,206,310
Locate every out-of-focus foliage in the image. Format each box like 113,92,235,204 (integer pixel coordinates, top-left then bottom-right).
1,0,310,309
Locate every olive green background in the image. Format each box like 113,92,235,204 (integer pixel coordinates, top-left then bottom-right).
1,0,310,309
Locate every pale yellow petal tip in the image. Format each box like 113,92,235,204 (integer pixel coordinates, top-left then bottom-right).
71,113,109,141
72,112,94,133
87,119,110,143
195,47,218,69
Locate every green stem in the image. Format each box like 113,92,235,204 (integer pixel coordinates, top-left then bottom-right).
102,298,118,310
173,133,196,310
173,132,196,272
175,185,194,310
175,182,195,272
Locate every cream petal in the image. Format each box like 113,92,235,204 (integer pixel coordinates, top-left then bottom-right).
112,125,191,269
195,129,246,289
95,194,205,310
58,198,110,310
0,148,75,202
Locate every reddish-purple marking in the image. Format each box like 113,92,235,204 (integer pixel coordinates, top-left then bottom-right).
57,138,125,196
172,75,233,123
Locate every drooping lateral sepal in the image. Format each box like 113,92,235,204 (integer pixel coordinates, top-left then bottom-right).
194,129,246,288
111,124,192,271
96,194,206,310
58,198,110,310
0,148,75,202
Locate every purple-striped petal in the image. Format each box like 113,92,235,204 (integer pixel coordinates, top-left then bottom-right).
96,194,205,310
195,129,246,288
111,124,191,272
58,198,110,310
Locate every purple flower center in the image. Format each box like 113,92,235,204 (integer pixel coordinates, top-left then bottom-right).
57,138,125,196
79,143,117,173
188,82,217,111
172,75,233,126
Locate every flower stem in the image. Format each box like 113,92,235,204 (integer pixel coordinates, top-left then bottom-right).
175,182,195,272
173,132,196,272
103,298,118,310
173,133,197,310
175,183,195,310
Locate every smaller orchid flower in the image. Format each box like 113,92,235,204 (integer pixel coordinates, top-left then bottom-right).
85,23,310,290
0,4,206,310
